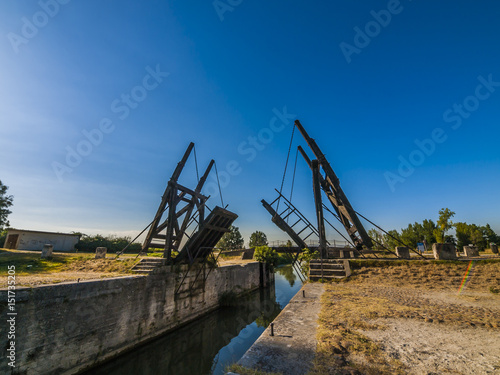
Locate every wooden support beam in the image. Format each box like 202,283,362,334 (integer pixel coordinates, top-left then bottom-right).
261,199,308,250
298,145,365,249
295,121,373,250
312,160,327,258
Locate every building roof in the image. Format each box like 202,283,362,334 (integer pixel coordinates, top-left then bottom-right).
6,228,81,237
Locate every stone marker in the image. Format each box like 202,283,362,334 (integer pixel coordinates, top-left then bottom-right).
463,245,479,257
95,247,107,259
491,243,499,254
41,244,53,259
396,246,410,259
432,243,457,260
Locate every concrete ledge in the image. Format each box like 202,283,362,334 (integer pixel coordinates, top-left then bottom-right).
0,262,262,375
238,282,325,375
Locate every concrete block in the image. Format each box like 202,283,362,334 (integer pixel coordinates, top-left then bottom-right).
41,244,53,259
432,243,457,260
396,246,410,259
463,246,479,257
339,249,354,259
95,247,107,259
241,248,255,260
491,243,498,254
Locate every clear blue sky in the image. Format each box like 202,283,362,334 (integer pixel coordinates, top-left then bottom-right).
1,0,499,245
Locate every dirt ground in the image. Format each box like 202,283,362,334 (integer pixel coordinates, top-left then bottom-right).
311,260,500,375
358,285,499,374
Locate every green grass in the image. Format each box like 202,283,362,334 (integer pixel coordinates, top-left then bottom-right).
0,250,139,276
0,251,72,275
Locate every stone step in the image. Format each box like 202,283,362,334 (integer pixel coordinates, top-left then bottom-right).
308,260,351,280
309,264,344,270
309,269,347,277
131,269,153,274
309,275,346,281
133,265,157,269
139,260,164,265
130,257,165,274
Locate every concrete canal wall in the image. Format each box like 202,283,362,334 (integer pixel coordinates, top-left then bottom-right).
0,262,264,375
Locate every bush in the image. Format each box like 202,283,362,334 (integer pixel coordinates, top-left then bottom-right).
75,234,142,253
298,248,319,277
0,229,7,248
254,246,279,270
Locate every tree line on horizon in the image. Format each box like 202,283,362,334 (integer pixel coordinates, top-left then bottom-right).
369,208,499,252
217,208,499,253
1,179,498,254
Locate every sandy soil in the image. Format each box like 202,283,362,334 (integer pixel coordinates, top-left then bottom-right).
357,286,500,374
362,318,500,375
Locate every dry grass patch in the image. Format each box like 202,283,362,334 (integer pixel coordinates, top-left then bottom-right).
350,259,500,293
310,260,500,374
0,250,141,287
310,284,409,375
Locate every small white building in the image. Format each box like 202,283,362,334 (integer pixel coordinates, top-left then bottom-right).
3,229,80,252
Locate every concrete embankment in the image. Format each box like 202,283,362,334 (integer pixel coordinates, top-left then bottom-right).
237,282,325,375
0,261,265,375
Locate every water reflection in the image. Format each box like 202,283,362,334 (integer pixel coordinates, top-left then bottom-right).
87,264,302,375
276,264,297,287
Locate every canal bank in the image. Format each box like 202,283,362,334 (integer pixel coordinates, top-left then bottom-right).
236,282,325,375
0,261,268,375
86,264,303,375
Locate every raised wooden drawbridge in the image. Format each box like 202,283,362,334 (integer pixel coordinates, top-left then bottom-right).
261,120,426,279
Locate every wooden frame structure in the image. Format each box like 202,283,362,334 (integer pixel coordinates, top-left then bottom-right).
294,120,373,251
142,142,214,261
262,120,373,259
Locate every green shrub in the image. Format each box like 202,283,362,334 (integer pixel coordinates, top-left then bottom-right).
254,246,279,270
297,248,319,277
0,229,7,248
75,234,142,253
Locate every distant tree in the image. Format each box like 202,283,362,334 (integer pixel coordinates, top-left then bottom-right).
433,208,455,243
249,231,268,247
455,222,472,250
421,219,437,244
482,224,500,245
0,180,14,230
398,220,438,248
285,240,293,247
400,223,422,248
383,229,402,250
217,225,244,250
368,228,384,251
455,222,490,250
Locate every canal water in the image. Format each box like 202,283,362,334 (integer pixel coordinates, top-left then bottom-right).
87,264,303,375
